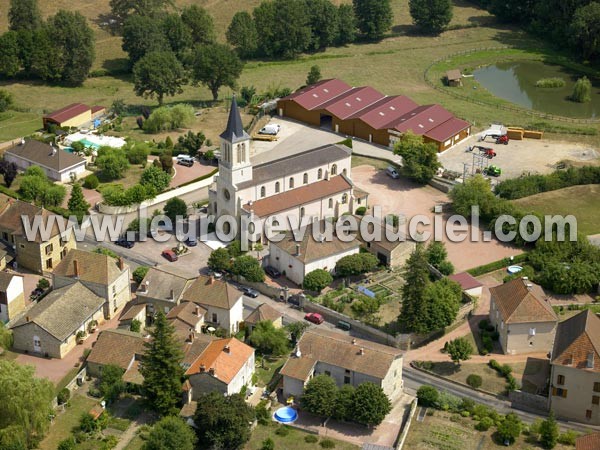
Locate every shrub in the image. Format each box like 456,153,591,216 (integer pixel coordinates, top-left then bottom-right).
478,319,489,330
305,435,318,443
303,269,333,292
488,359,501,371
88,387,102,398
500,364,513,376
320,439,335,449
37,278,50,290
481,335,493,355
275,426,290,436
261,437,275,450
475,417,494,431
256,401,270,426
466,374,482,389
130,319,141,333
571,76,592,103
417,385,439,406
355,206,367,216
57,437,76,450
83,174,99,189
506,375,518,392
558,430,578,445
132,266,149,284
0,89,14,112
535,78,566,88
57,387,71,405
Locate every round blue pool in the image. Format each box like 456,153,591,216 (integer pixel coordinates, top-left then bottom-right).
273,406,298,423
507,265,523,274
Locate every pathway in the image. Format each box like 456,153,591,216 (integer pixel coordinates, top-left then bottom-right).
113,411,153,450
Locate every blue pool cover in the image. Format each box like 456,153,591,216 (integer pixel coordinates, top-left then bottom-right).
273,406,298,423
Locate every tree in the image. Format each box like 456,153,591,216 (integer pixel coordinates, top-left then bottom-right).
248,321,289,356
110,0,171,23
301,374,338,418
425,241,447,267
42,184,67,207
306,65,322,85
497,413,522,444
140,165,171,193
286,321,308,344
163,197,187,224
353,382,391,427
176,131,205,158
399,245,431,333
161,14,192,58
133,51,186,105
0,160,18,187
335,253,378,277
337,4,357,45
194,392,255,450
140,312,184,416
353,0,392,40
416,385,439,406
306,0,340,50
394,131,441,184
231,255,265,282
67,183,90,221
0,33,21,78
422,278,461,330
122,15,168,66
57,437,76,450
226,11,258,57
303,269,333,292
181,5,216,45
133,266,149,284
446,337,473,365
143,105,195,133
99,364,125,403
143,416,197,450
0,360,55,448
8,0,42,31
208,248,231,272
571,76,592,103
570,3,600,61
409,0,453,34
191,43,244,101
539,410,559,449
449,174,496,220
43,11,95,86
97,147,130,180
333,384,355,421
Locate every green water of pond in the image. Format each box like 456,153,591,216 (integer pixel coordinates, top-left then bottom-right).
473,60,600,118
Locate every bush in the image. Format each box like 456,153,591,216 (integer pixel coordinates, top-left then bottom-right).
83,174,100,189
261,437,275,450
130,319,141,333
256,400,270,426
500,364,513,376
275,426,290,436
488,359,501,371
417,385,439,406
478,319,490,330
466,374,482,389
475,416,494,431
320,439,335,449
355,206,367,216
571,76,592,103
88,387,102,398
303,269,333,292
506,375,518,392
143,104,195,133
132,266,149,284
57,437,76,450
0,89,14,112
305,435,318,443
481,335,493,354
57,387,71,405
557,430,578,445
535,78,566,88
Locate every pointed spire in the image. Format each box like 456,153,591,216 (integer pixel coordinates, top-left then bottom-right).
220,96,250,143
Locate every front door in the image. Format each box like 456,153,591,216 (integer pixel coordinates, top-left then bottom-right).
33,336,41,353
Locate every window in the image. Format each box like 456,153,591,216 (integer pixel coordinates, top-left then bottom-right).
45,258,53,269
331,164,337,175
593,396,600,405
275,182,280,193
343,168,347,176
1,232,7,241
223,189,231,201
344,376,351,384
303,173,308,184
45,243,53,255
260,186,266,198
324,370,331,377
289,178,294,189
594,382,600,392
586,410,592,420
557,375,565,385
164,307,169,313
341,193,348,204
318,169,323,179
212,313,217,323
552,387,568,398
300,207,305,217
328,198,333,209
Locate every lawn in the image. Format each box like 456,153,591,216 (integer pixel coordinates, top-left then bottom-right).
38,393,98,450
404,410,573,450
255,356,286,389
513,184,600,236
426,361,508,396
123,435,145,450
351,155,392,170
55,366,83,394
246,423,359,450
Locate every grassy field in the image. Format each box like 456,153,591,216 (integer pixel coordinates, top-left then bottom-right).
246,423,359,450
427,361,508,395
1,1,599,145
513,184,600,236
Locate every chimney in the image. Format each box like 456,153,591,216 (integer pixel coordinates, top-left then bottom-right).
359,348,365,355
208,367,215,376
188,332,195,343
209,276,214,285
195,306,202,317
200,364,206,373
169,289,175,300
224,344,230,354
295,244,301,256
118,257,125,271
526,283,533,290
26,316,30,322
73,260,80,278
522,276,529,280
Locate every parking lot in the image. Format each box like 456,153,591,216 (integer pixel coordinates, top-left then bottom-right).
439,134,599,180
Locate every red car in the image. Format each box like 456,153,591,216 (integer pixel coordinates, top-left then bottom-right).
304,313,324,325
161,249,178,262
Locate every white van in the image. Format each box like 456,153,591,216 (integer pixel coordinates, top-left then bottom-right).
176,154,194,162
386,166,400,179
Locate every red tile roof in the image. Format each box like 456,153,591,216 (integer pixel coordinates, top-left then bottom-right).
43,103,91,123
282,79,352,111
426,117,471,142
348,95,419,129
448,272,483,291
489,279,557,324
185,338,254,384
388,104,454,135
91,106,105,114
319,86,385,120
576,433,600,450
552,310,600,372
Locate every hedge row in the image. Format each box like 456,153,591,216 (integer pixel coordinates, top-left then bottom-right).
467,253,529,277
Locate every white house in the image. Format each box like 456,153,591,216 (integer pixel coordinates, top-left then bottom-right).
268,220,361,285
0,272,24,323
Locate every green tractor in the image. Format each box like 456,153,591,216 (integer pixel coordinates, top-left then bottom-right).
483,165,502,177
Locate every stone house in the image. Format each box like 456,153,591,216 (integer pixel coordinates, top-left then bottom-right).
11,282,105,358
354,215,415,267
86,328,146,378
0,272,24,323
489,278,557,355
118,303,147,332
53,249,131,319
280,328,404,401
245,303,283,332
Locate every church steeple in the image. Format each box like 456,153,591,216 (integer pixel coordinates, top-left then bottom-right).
220,96,250,143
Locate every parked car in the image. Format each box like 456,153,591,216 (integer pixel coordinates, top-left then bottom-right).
259,124,281,135
176,154,193,162
186,237,198,247
265,266,281,278
161,249,178,262
209,270,223,279
178,158,194,167
240,286,259,298
386,166,400,179
287,295,301,306
304,312,324,325
115,238,134,248
30,288,45,302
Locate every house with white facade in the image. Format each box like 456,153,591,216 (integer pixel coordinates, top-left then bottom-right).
0,272,24,323
280,328,404,401
269,219,361,285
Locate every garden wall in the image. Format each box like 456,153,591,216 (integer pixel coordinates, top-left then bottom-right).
396,399,418,450
508,390,549,414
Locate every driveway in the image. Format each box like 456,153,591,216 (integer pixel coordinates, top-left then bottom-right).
351,164,520,272
148,156,215,188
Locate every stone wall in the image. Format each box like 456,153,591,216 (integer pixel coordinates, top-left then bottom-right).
508,390,549,414
397,399,418,450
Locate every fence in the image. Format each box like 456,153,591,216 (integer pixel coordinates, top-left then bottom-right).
396,400,418,450
424,47,600,125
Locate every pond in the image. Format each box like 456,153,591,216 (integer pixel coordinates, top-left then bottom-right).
473,60,600,118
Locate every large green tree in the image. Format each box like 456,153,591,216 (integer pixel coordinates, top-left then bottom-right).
163,197,187,224
96,147,130,180
181,5,216,45
0,32,21,77
333,384,356,421
133,51,186,105
99,364,125,403
394,131,441,184
399,245,431,333
337,4,357,45
8,0,42,31
0,360,55,448
226,11,258,57
140,165,171,193
161,14,192,58
231,255,265,282
191,43,244,101
570,3,600,61
67,183,91,220
301,374,338,418
248,320,289,356
140,311,184,416
122,15,168,65
422,278,462,330
306,0,340,50
353,382,391,427
409,0,453,35
497,413,522,444
143,416,197,450
353,0,393,40
194,392,255,450
303,268,333,292
208,248,232,272
110,0,172,23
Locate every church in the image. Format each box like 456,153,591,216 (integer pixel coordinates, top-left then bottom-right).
208,98,368,238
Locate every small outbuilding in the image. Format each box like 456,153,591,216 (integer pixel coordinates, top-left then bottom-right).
448,272,483,297
43,103,106,130
446,70,463,87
